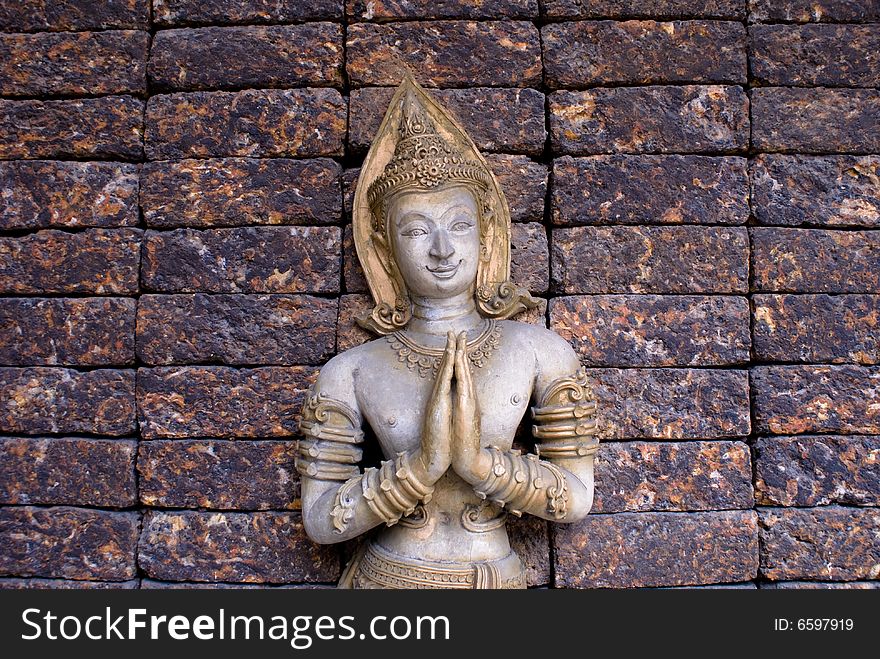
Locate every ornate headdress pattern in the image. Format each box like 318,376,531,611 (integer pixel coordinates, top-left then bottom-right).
353,76,539,335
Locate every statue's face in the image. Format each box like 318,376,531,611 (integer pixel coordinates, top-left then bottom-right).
387,184,480,298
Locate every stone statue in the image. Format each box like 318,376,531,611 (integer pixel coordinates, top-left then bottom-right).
296,76,599,588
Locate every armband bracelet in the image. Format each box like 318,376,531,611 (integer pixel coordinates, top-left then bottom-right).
295,390,364,482
532,367,599,462
472,447,568,520
361,451,435,527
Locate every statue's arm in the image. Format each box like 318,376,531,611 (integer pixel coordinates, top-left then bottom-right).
462,333,597,523
296,358,437,544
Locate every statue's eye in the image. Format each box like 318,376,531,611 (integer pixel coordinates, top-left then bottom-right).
403,226,428,238
451,220,474,232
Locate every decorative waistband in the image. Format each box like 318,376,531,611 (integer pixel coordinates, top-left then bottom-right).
351,541,525,590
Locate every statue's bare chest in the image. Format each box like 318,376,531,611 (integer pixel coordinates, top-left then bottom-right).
354,346,534,456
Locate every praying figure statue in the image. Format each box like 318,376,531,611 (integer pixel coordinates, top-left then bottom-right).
296,76,599,589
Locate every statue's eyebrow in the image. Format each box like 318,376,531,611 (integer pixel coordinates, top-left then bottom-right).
396,212,432,228
441,205,477,220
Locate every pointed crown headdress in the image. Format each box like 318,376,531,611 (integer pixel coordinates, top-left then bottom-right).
353,75,538,335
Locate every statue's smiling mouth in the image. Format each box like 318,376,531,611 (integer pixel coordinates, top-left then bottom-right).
426,261,461,278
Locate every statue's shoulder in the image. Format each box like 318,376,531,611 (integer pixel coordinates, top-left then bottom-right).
318,336,387,381
498,319,576,361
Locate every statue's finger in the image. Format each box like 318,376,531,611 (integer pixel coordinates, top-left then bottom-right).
435,331,456,390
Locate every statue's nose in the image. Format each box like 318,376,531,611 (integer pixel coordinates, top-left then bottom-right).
429,229,455,260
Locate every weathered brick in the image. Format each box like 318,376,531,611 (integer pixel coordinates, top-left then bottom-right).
0,438,136,507
759,507,880,581
0,368,136,436
141,227,340,294
138,440,299,510
552,155,749,227
554,510,759,588
552,226,749,294
752,365,880,435
136,294,337,366
751,228,880,293
342,226,368,293
751,155,880,228
755,435,880,507
544,0,745,19
507,516,550,587
751,25,880,87
137,366,316,438
141,158,341,229
752,88,880,153
336,294,548,351
0,161,139,230
145,89,345,159
0,96,144,160
139,511,339,583
550,86,749,155
588,368,751,440
769,581,855,591
551,295,750,367
349,87,546,155
753,294,880,364
487,155,548,223
593,441,753,513
0,298,135,366
347,0,537,20
0,228,141,295
347,21,542,88
0,507,139,581
140,580,330,589
153,0,343,26
0,578,138,589
149,24,343,92
0,31,148,96
749,0,880,22
0,0,148,31
544,21,746,88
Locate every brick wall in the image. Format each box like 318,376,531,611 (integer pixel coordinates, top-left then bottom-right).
0,0,877,589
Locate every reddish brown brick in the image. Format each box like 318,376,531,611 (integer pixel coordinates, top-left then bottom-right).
0,96,144,160
137,294,337,366
763,581,880,589
137,366,317,438
751,228,880,293
145,89,345,159
0,298,135,366
138,440,299,510
507,515,550,587
544,0,745,19
0,31,148,96
0,161,139,230
153,0,343,26
554,510,759,587
551,295,750,366
0,578,138,589
141,227,340,294
588,368,751,440
342,226,367,293
552,155,749,227
510,223,549,294
755,435,880,507
752,88,880,153
139,511,339,583
593,441,753,513
751,155,880,228
544,21,746,88
550,86,749,155
552,226,749,293
751,24,880,87
753,294,880,364
487,154,548,223
0,228,141,295
347,0,536,20
349,87,546,155
149,24,343,92
0,0,148,31
759,507,880,581
0,507,139,581
141,158,341,229
347,21,541,88
749,0,880,22
0,368,136,436
0,438,136,507
752,365,880,435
